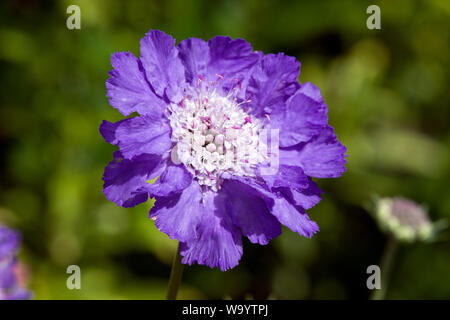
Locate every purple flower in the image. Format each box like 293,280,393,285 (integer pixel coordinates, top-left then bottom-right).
100,30,347,271
0,224,32,300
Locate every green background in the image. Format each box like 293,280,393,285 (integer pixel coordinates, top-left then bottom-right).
0,0,449,299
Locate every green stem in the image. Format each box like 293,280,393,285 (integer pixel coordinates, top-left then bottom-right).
166,242,184,300
370,236,398,300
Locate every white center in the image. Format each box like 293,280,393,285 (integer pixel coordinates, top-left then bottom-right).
168,87,267,191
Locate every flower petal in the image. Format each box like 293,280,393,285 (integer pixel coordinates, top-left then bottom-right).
146,162,192,197
297,81,325,103
102,151,161,207
106,51,166,117
225,175,320,238
207,36,259,95
140,30,185,102
177,37,210,85
270,85,329,147
179,191,243,271
283,178,323,210
257,165,309,191
208,36,259,77
279,126,347,178
149,181,204,242
269,194,320,238
219,175,282,245
247,53,300,116
99,115,172,159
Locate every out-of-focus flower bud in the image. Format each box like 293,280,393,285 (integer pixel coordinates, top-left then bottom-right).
375,197,435,243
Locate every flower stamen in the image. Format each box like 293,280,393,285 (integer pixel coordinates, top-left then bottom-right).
168,80,267,191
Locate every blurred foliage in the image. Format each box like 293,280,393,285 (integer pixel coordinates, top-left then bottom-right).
0,0,449,299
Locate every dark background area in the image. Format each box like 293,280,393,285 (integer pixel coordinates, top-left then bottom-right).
0,0,449,299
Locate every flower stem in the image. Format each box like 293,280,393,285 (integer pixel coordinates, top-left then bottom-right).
166,242,184,300
370,236,398,300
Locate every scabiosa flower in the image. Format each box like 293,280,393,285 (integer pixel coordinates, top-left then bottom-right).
375,197,435,242
0,224,31,300
100,30,347,271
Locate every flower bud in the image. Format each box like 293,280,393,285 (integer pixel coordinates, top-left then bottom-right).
375,197,433,243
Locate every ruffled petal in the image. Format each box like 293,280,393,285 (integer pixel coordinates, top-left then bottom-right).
177,38,210,85
146,162,192,197
257,164,309,191
208,36,259,77
297,81,325,103
106,51,166,117
283,178,323,210
140,30,185,102
269,84,329,147
99,115,172,159
207,36,259,95
219,175,282,245
102,151,161,207
269,193,319,238
150,181,204,242
279,126,347,178
226,175,319,238
246,53,300,116
179,191,243,271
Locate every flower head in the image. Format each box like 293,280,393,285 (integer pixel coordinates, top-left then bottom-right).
375,197,435,242
0,224,31,300
100,30,347,270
